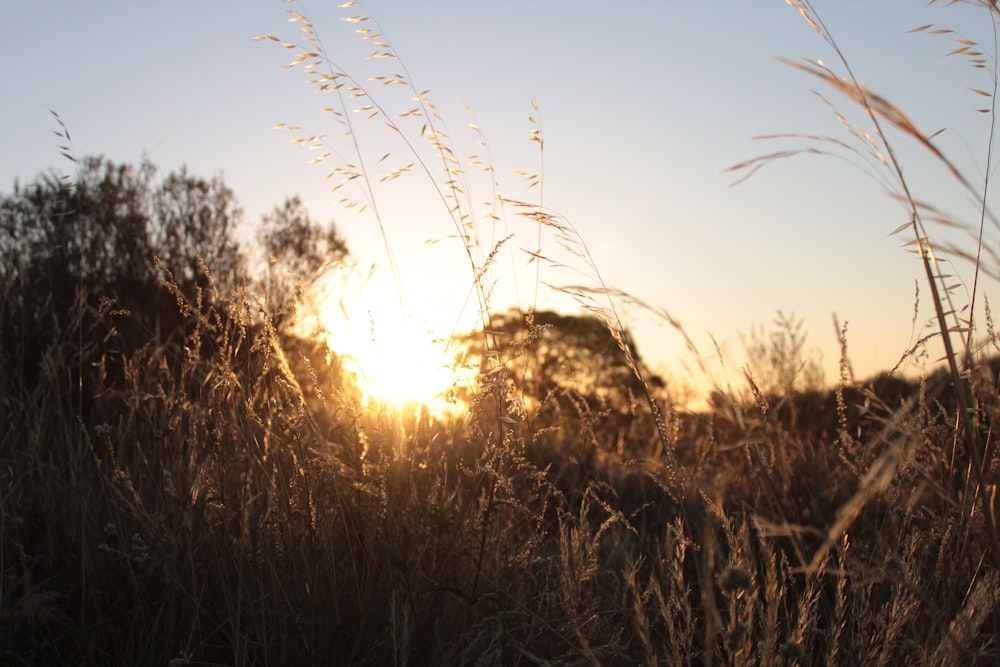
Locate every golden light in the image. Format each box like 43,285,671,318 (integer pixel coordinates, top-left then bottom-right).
309,264,470,417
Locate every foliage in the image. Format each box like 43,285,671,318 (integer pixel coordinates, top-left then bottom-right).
258,194,349,316
0,156,244,344
460,308,664,406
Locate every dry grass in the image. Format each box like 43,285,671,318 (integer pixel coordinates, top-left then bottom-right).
3,264,999,664
4,1,1000,664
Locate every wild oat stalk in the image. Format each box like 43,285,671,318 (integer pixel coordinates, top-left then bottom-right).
502,197,681,460
257,2,555,433
305,6,522,295
730,0,1000,567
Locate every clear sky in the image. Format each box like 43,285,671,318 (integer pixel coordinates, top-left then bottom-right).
3,1,999,401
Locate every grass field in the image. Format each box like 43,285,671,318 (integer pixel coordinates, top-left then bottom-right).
3,1,1000,664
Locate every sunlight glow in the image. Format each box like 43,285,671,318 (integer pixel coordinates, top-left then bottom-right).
310,264,470,417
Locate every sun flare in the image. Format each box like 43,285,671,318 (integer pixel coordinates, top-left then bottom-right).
336,317,461,413
309,266,469,417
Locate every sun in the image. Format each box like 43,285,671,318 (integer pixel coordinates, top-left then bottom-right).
339,315,462,414
309,267,469,416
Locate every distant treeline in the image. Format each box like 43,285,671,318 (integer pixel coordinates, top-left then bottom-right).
1,156,349,404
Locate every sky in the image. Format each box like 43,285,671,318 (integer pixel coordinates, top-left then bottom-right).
3,1,1000,403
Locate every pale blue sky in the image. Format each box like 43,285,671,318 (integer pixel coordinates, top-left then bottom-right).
3,1,998,396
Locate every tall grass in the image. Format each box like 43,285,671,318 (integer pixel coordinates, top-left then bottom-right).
3,1,1000,665
731,0,1000,571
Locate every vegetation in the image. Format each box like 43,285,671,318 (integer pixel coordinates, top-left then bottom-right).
3,1,1000,665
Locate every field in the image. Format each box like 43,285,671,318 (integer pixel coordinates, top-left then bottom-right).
3,1,1000,665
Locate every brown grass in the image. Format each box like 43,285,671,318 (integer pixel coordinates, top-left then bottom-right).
3,1,1000,664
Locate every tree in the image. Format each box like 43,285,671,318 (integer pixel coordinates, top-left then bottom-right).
257,195,349,312
0,156,246,314
0,155,340,410
150,165,245,292
459,309,664,411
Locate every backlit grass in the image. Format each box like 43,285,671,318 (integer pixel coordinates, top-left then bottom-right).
2,1,1000,665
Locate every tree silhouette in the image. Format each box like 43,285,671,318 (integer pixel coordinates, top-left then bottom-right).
257,194,349,317
460,309,664,411
0,155,346,415
1,156,245,315
150,165,245,292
